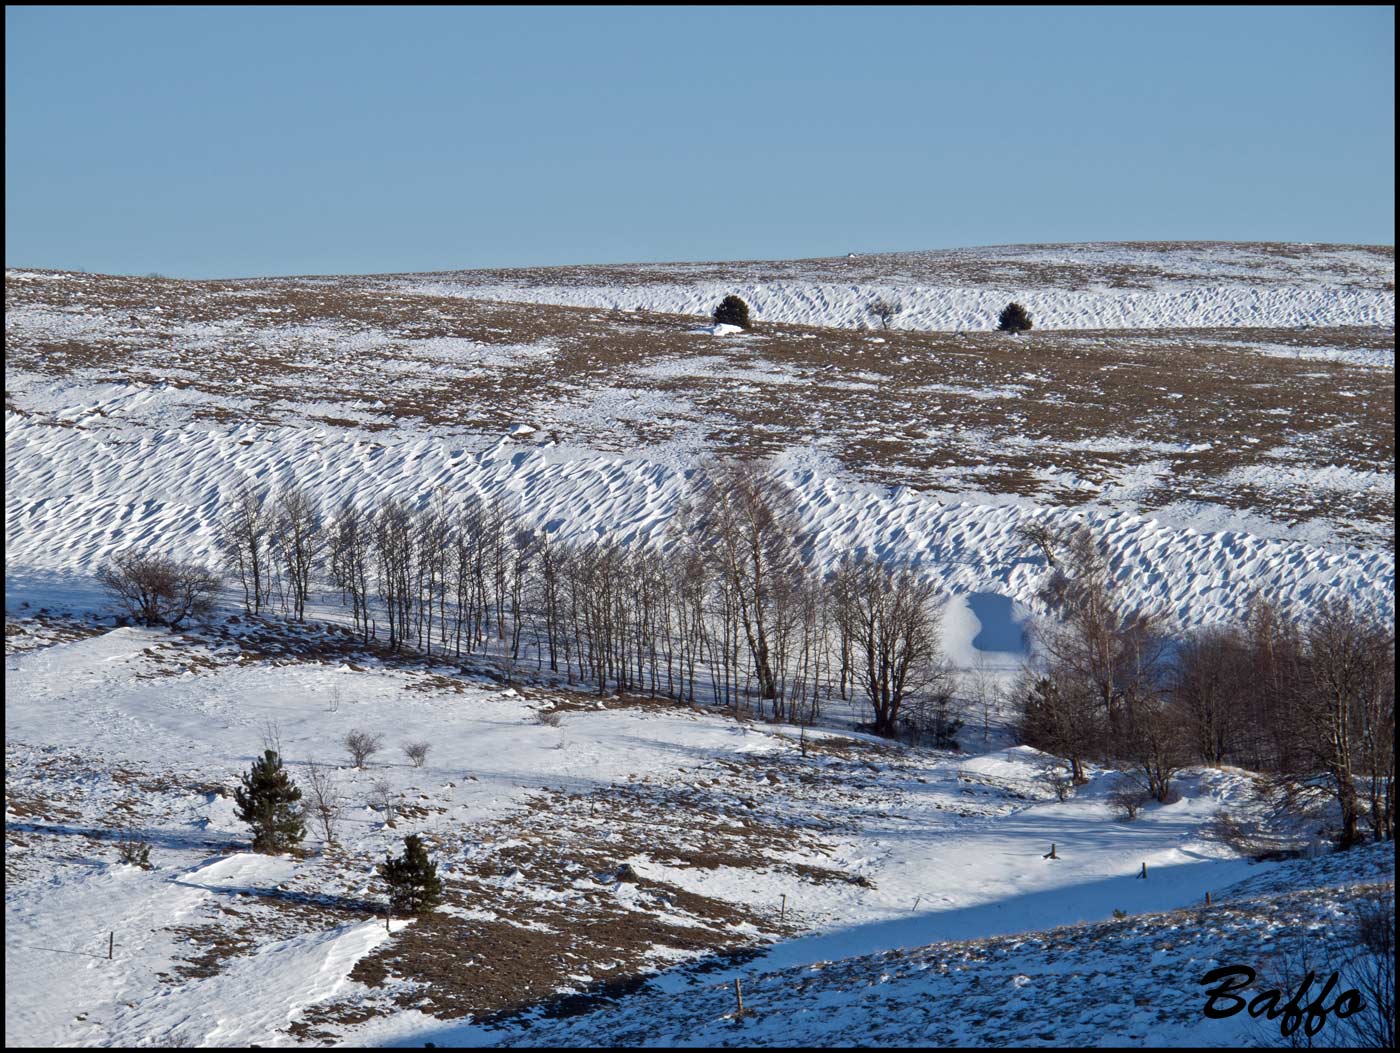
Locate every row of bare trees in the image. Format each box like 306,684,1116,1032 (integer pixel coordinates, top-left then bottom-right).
98,469,1391,845
219,482,320,622
211,462,954,739
1016,524,1394,847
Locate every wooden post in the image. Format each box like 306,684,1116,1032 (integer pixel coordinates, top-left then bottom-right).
734,977,745,1020
913,896,921,912
1043,843,1057,859
1204,891,1211,906
386,908,391,932
108,931,114,960
1138,861,1147,879
780,895,786,923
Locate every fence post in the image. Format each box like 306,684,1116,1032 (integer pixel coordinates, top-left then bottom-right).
108,931,114,960
734,977,745,1020
780,895,786,924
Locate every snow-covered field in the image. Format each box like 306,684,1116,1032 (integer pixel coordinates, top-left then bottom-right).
391,241,1395,332
7,620,1392,1047
4,418,1393,633
8,621,1388,1047
6,248,1395,548
5,241,1395,1046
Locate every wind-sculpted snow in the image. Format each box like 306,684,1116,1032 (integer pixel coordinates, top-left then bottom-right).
403,277,1394,333
6,241,1395,1048
6,413,1392,631
387,241,1394,333
6,619,1392,1047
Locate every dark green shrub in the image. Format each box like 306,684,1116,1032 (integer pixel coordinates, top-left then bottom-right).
713,295,752,329
379,834,443,915
116,826,153,869
997,302,1033,332
234,749,305,853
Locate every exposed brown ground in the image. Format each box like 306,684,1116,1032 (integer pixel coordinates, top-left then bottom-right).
350,240,1397,291
6,266,1394,543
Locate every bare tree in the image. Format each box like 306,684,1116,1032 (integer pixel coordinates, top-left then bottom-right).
866,297,903,330
453,495,495,655
271,486,323,623
304,759,345,846
369,777,398,823
328,498,373,644
1041,759,1075,801
687,457,805,707
966,652,1000,747
96,550,221,629
414,494,452,655
536,530,565,673
1236,594,1310,772
836,554,945,738
1171,625,1249,766
1299,598,1391,848
1015,519,1064,569
1343,894,1395,1048
372,499,415,652
1354,626,1395,843
1109,778,1149,820
1114,695,1188,802
505,525,540,673
344,729,383,769
1025,526,1173,788
1017,672,1100,783
402,741,431,768
1033,525,1167,730
218,480,273,615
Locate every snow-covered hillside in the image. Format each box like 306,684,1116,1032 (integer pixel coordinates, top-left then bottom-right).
389,242,1395,332
5,241,1395,1047
5,416,1393,634
7,621,1392,1047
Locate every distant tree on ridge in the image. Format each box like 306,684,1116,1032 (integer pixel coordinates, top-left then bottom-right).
998,302,1033,333
713,295,752,329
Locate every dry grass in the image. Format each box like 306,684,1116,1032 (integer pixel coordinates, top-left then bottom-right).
332,785,820,1029
164,922,260,982
375,239,1396,292
4,613,108,655
6,266,1394,542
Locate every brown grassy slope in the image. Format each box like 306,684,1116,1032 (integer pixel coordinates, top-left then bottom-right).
6,268,1393,543
326,240,1397,291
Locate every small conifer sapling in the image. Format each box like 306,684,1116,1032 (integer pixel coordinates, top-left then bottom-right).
379,834,443,916
234,749,306,853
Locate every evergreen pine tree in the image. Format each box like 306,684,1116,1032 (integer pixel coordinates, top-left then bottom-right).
233,749,305,853
378,834,443,916
713,294,752,329
997,302,1033,332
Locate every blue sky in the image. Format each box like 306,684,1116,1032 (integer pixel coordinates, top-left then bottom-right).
5,5,1394,277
